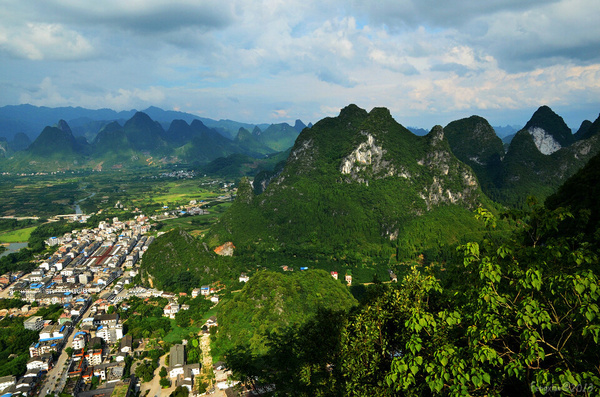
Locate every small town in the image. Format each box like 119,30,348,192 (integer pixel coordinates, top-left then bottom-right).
0,212,237,397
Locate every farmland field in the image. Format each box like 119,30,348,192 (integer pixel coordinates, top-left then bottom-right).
0,226,37,243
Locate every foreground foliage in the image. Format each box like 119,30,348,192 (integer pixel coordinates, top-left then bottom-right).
225,204,600,396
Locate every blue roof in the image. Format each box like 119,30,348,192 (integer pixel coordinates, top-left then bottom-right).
39,337,63,342
97,325,103,330
75,331,86,336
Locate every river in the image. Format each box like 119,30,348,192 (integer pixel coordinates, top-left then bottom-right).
73,192,96,215
0,242,28,258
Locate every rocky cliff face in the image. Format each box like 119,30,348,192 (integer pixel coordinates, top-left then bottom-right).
417,126,479,210
527,126,562,155
340,132,398,184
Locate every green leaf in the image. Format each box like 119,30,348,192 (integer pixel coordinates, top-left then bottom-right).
482,373,490,384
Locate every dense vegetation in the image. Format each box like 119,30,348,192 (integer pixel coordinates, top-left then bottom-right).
141,228,243,293
119,297,172,339
0,306,61,377
215,269,357,357
225,201,600,396
206,105,500,282
0,316,39,377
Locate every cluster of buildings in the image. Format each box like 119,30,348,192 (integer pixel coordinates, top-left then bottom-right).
6,216,153,304
27,317,75,358
158,170,196,179
0,215,156,397
168,344,201,392
7,305,137,396
0,271,25,291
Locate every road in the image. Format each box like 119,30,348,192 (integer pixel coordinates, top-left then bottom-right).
38,298,95,396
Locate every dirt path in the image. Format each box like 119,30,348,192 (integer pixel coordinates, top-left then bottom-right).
200,334,214,387
198,333,227,396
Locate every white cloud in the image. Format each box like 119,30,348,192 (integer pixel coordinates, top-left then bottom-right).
19,77,68,105
0,23,93,61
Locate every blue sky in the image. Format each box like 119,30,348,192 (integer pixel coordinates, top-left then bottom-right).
1,0,599,129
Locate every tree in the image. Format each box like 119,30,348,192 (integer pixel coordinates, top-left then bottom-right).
159,366,167,378
159,378,171,388
64,347,73,357
378,207,600,396
169,386,189,397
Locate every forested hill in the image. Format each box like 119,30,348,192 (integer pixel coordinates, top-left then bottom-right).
207,104,497,264
140,228,243,293
221,129,600,397
215,270,357,356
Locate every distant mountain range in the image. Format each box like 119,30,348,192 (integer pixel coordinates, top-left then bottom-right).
0,109,304,171
0,104,305,142
1,103,599,210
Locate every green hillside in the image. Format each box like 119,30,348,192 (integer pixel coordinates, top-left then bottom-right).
256,122,300,152
207,105,496,267
444,115,504,198
215,269,357,355
140,228,242,293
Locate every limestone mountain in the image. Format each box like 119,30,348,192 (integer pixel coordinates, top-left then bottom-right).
9,132,31,152
176,120,240,163
444,116,504,195
234,127,277,157
92,121,130,155
496,109,600,205
254,122,301,152
293,119,307,132
28,120,82,157
574,119,593,141
122,111,168,153
165,119,197,146
442,107,600,206
208,104,493,264
522,105,574,154
574,114,600,141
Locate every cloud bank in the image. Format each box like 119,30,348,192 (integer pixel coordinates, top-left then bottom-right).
1,0,599,128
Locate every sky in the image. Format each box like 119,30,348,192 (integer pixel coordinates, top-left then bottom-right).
1,0,600,129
